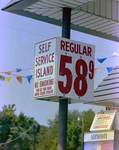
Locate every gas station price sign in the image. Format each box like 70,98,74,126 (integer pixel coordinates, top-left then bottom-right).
33,37,95,103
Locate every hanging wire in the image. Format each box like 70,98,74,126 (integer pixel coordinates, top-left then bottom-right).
0,124,34,146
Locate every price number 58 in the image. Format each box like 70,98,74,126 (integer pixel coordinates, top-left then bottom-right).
58,55,94,97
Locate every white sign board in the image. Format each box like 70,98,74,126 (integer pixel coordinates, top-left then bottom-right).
90,110,116,131
33,37,56,98
84,130,114,142
33,37,95,103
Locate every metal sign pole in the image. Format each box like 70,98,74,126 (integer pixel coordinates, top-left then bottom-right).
57,7,71,150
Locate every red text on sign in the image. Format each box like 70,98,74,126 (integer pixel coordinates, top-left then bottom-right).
89,60,94,79
35,53,54,66
58,55,94,96
36,65,53,78
74,59,88,96
35,82,38,88
40,78,54,87
60,40,92,56
58,55,72,94
39,42,51,53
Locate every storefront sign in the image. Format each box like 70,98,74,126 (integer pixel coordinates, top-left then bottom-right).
84,130,114,142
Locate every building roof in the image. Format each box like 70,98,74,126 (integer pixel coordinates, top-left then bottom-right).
2,0,119,42
85,66,119,107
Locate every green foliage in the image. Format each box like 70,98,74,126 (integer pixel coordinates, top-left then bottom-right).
0,104,16,144
0,75,5,81
81,109,95,132
67,122,81,150
0,104,95,150
37,109,95,150
0,104,40,150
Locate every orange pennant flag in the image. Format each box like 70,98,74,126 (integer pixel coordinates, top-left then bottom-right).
16,77,22,84
94,68,99,77
5,71,12,75
6,77,12,85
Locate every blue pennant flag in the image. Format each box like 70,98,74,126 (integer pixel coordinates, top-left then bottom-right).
27,75,33,83
97,58,107,63
107,67,113,73
16,68,22,72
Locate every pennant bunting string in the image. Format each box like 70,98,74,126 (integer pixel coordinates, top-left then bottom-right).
96,52,119,61
27,75,33,83
16,77,22,84
5,71,12,75
113,52,119,56
97,58,107,63
6,77,12,85
1,52,119,84
16,68,22,72
94,68,99,77
107,67,113,73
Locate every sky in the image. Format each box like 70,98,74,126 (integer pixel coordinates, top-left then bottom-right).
0,0,119,126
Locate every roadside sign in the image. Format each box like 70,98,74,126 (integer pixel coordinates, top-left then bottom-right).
33,37,95,103
90,110,116,131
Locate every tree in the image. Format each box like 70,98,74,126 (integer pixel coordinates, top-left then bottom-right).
37,109,95,150
0,75,5,81
67,122,81,150
0,104,17,144
81,109,95,132
0,104,95,150
0,104,40,150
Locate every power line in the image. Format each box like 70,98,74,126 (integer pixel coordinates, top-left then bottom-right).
0,24,51,38
0,124,34,146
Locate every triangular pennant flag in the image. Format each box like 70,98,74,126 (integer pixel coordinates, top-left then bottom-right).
107,67,113,73
16,68,22,72
97,58,107,63
6,77,12,85
94,68,99,77
0,73,3,75
5,71,12,75
113,52,119,56
27,75,33,83
16,77,22,84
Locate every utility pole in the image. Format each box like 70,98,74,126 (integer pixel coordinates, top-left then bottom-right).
82,118,84,150
33,124,36,150
82,118,84,137
57,7,71,150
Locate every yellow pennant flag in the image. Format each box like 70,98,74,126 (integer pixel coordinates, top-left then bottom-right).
6,77,12,85
94,68,99,77
0,73,3,75
16,77,22,84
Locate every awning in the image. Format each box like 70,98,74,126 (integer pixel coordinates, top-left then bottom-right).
2,0,119,42
85,66,119,107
